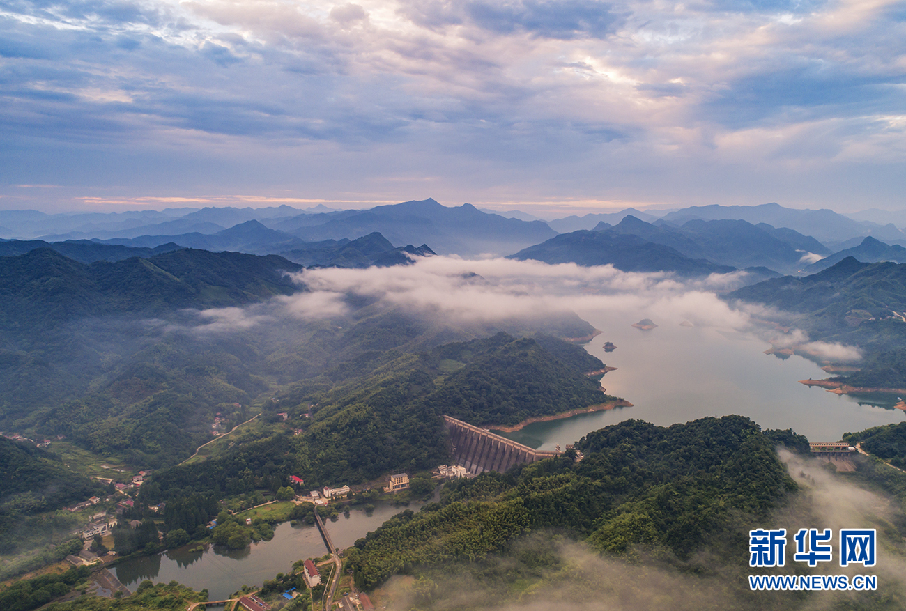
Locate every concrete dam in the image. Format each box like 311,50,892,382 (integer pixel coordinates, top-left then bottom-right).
443,415,560,474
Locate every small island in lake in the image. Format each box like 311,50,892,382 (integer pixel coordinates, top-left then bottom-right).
603,341,616,352
632,318,658,331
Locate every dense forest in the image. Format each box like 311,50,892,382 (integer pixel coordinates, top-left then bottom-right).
845,422,906,468
0,438,106,563
140,332,614,506
0,438,103,513
347,416,795,589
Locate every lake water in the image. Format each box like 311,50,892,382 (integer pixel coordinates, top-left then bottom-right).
114,312,905,597
113,502,419,600
499,313,905,450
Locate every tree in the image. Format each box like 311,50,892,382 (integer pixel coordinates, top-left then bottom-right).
165,528,190,548
277,486,295,501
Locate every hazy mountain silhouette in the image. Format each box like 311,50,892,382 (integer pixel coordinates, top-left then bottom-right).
805,237,906,273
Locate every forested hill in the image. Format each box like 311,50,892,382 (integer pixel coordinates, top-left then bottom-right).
728,257,906,320
0,438,102,514
726,257,906,346
423,333,610,426
727,257,906,386
142,333,614,497
0,239,183,263
0,248,303,328
346,415,796,591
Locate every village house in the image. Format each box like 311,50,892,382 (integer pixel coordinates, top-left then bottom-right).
303,559,321,588
437,465,467,479
238,595,270,611
322,485,351,499
386,473,410,492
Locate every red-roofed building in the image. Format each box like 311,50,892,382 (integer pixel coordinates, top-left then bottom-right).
303,559,321,588
290,475,304,485
238,595,269,611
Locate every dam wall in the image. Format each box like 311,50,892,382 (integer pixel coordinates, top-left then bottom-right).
443,415,560,474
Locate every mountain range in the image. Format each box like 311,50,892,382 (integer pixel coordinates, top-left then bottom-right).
2,200,905,274
805,236,906,273
660,202,906,247
510,215,832,277
509,229,737,276
267,199,555,256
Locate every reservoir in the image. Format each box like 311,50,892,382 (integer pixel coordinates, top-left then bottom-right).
112,502,419,600
500,312,905,450
114,310,904,596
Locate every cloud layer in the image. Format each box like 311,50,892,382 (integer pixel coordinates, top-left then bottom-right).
1,0,904,212
178,256,858,368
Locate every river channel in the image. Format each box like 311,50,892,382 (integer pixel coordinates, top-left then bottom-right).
499,312,905,450
112,502,420,600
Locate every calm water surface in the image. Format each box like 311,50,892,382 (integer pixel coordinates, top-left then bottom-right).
115,313,905,596
113,502,419,600
500,313,905,450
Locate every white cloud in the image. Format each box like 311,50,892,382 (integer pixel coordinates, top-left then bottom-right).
276,256,752,328
3,0,904,211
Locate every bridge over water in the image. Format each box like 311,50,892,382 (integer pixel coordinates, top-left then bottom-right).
313,507,336,554
443,415,560,474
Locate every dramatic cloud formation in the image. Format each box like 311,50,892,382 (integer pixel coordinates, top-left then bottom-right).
1,0,903,212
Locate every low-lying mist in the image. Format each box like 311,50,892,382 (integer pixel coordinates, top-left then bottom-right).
377,452,905,611
178,256,859,363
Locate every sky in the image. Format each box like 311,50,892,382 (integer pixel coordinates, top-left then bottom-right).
1,0,904,215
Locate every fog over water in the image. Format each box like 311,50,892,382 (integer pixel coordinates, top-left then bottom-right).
182,256,905,444
120,258,906,599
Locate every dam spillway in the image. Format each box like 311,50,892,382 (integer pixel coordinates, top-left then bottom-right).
443,415,560,474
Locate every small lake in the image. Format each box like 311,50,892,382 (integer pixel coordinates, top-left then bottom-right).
500,313,905,450
113,502,419,600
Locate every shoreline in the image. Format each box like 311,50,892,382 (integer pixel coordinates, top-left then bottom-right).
586,366,617,376
799,379,906,396
563,329,602,343
487,400,634,433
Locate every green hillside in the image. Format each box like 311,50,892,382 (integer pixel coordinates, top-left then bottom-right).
728,257,906,385
346,416,795,590
0,248,302,330
0,438,102,513
142,332,613,498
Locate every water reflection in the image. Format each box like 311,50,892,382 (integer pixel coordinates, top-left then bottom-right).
500,313,905,450
174,547,205,569
113,502,421,600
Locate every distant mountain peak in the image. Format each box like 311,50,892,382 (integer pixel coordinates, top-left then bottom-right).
616,214,648,227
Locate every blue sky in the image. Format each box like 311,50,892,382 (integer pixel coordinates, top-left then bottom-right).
1,0,904,215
